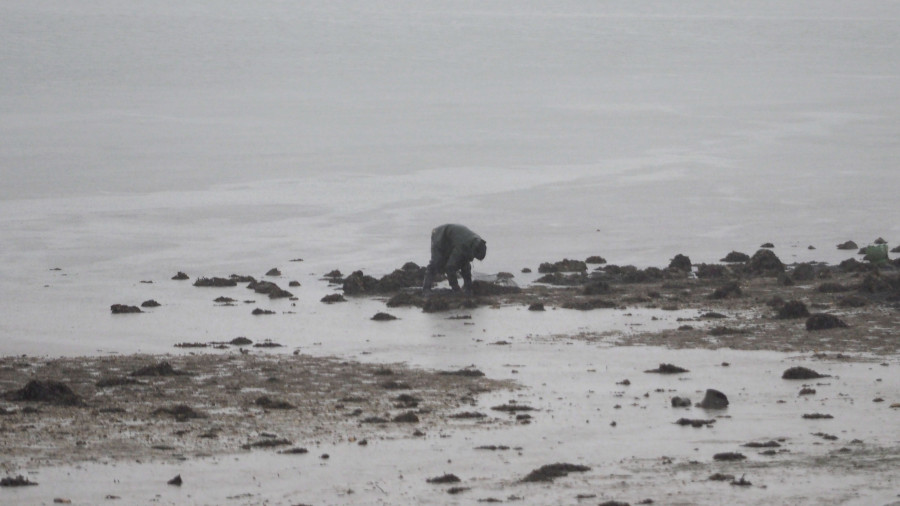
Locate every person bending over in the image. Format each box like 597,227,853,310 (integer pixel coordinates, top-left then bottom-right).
422,224,487,295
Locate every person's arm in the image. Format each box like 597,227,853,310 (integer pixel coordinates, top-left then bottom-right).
445,246,466,291
460,261,473,294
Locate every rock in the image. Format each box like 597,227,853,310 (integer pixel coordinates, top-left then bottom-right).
782,367,828,380
713,452,746,461
4,380,83,406
422,297,451,313
371,312,398,321
892,245,900,253
472,279,521,296
776,300,810,319
427,474,461,484
392,411,419,423
837,240,858,250
253,340,283,348
645,363,689,374
538,259,588,273
131,362,190,377
806,313,848,331
696,263,727,279
583,280,611,295
110,304,142,314
193,277,237,287
671,396,692,408
141,299,161,308
474,445,510,451
395,393,421,408
528,302,545,311
838,258,868,273
447,411,487,420
521,463,590,482
241,438,293,449
321,294,347,304
230,337,253,346
439,368,485,377
386,291,421,308
266,268,281,276
748,249,785,275
836,295,867,308
252,308,275,315
491,403,535,412
214,296,236,303
174,342,207,348
761,242,774,248
817,282,851,293
858,273,898,294
95,377,143,388
562,298,616,310
230,274,256,283
697,389,728,409
167,475,183,486
288,280,301,287
791,263,817,281
708,326,746,337
521,267,532,273
380,380,411,390
534,272,587,286
743,440,781,448
171,272,189,280
709,281,742,299
255,396,294,410
248,280,293,299
152,405,206,421
803,413,834,419
720,251,750,263
0,475,38,487
279,447,309,454
341,270,383,295
668,254,692,272
343,265,426,295
676,418,715,428
585,255,607,264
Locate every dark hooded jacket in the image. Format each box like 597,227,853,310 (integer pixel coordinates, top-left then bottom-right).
432,224,483,267
426,224,486,287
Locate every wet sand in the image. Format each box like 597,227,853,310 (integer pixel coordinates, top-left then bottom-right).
2,255,900,505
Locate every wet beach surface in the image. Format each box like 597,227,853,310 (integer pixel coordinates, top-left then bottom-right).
2,252,900,505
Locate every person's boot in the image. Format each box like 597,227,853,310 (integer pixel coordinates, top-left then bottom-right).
462,272,473,296
422,271,435,294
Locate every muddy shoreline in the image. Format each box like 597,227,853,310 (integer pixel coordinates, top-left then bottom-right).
2,250,900,504
0,353,515,467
